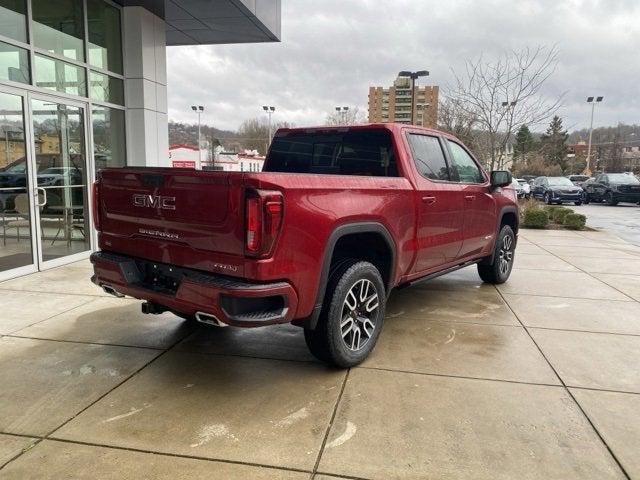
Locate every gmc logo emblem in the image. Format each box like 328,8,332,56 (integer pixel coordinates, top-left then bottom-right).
133,194,176,210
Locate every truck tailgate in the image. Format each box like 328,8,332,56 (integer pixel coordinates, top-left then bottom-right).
97,168,245,272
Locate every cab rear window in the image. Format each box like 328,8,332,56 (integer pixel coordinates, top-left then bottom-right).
265,129,398,176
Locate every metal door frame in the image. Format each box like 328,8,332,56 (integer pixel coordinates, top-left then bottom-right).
0,85,39,282
27,91,94,271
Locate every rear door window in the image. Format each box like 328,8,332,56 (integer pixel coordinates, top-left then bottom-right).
406,133,450,181
265,129,397,176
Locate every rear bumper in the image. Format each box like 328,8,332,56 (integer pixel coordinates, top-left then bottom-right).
91,251,298,327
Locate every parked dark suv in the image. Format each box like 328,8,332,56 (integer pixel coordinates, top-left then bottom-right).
531,176,583,205
583,173,640,205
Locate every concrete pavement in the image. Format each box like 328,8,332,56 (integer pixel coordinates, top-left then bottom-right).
0,228,639,479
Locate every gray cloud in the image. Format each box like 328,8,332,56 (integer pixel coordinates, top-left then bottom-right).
167,0,640,133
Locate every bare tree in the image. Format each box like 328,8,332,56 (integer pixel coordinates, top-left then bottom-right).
236,117,291,154
438,97,479,151
325,106,366,126
447,46,563,170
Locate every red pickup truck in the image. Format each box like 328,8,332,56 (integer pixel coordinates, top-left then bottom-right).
91,124,518,367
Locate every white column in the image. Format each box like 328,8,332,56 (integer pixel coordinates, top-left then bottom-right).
122,7,169,167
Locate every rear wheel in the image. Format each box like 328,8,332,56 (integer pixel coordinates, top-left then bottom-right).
478,225,515,284
304,261,385,368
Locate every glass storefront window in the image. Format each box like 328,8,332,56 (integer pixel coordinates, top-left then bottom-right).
89,71,124,105
92,105,125,168
0,40,30,84
0,0,27,43
34,54,86,96
87,0,123,74
0,90,34,272
32,0,84,61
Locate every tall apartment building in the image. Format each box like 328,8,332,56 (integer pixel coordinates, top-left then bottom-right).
368,75,439,127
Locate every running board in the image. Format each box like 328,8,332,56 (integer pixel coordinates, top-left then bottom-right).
396,259,481,290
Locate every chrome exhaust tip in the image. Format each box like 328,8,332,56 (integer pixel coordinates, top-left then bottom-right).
195,312,228,327
101,284,125,298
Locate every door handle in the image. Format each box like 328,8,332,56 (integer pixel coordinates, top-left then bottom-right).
464,195,476,201
35,187,47,207
422,195,437,205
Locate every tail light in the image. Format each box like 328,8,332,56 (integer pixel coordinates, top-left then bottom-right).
92,180,101,231
245,189,284,257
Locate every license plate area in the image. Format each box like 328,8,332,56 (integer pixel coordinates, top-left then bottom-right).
135,260,183,295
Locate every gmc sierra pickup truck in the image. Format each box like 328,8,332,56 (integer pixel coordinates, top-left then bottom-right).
91,124,518,367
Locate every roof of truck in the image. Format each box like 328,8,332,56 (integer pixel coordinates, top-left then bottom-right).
273,122,456,140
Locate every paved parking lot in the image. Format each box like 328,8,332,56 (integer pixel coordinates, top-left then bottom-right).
1,227,639,479
573,203,640,247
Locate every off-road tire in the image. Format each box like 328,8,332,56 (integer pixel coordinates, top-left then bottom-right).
477,225,515,284
304,261,385,368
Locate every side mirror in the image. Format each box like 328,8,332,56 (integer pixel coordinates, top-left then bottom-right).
490,170,512,189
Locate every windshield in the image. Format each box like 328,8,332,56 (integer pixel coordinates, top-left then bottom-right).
548,177,574,186
3,162,27,173
608,173,640,184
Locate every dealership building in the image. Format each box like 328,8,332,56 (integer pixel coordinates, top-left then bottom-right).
0,0,281,280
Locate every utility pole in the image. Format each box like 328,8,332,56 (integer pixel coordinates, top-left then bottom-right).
586,96,603,174
191,105,204,165
262,105,275,151
398,70,428,125
335,106,349,124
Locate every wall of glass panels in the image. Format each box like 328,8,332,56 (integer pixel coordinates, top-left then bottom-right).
0,0,126,167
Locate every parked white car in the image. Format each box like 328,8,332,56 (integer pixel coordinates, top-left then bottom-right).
515,178,531,198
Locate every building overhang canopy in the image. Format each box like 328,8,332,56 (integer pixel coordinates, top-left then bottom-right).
115,0,281,45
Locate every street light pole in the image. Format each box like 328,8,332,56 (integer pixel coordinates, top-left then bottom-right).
262,105,276,150
335,106,349,124
398,70,429,125
191,105,204,165
499,101,517,169
586,96,603,174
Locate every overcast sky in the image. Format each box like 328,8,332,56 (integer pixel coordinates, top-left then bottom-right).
166,0,639,134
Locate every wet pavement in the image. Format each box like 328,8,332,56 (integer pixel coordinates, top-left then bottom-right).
1,228,639,479
573,203,640,247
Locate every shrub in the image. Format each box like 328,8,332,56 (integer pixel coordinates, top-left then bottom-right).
564,213,587,230
523,209,549,229
543,205,562,215
552,207,573,224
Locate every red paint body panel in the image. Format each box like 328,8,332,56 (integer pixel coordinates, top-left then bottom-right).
92,123,518,326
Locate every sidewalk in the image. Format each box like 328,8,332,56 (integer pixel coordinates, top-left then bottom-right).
1,228,639,479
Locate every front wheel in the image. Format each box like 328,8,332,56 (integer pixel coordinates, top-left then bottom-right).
544,192,552,205
574,201,582,206
478,225,515,284
305,261,385,368
605,192,618,206
583,194,590,204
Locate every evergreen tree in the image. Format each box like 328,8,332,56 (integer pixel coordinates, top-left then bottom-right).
540,115,569,172
513,124,535,165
